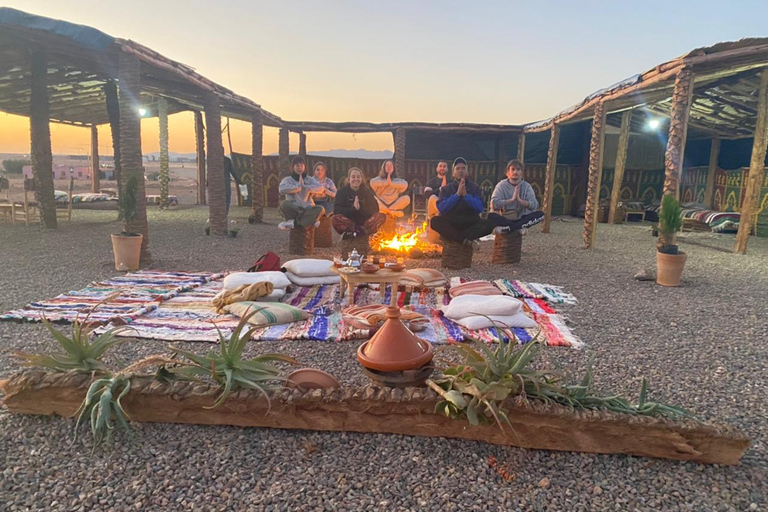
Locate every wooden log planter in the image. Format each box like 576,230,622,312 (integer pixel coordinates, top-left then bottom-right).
1,371,749,465
314,216,333,248
340,235,370,259
288,226,315,255
492,231,523,264
442,240,473,270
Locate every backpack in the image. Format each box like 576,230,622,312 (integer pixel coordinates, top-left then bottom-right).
247,252,281,272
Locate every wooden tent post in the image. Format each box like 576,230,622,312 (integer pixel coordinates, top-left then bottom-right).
249,112,264,224
608,111,631,224
278,128,290,176
583,101,607,249
662,68,695,201
204,92,227,235
542,124,560,233
735,69,768,254
517,132,526,162
195,111,206,205
158,97,170,208
104,81,122,197
394,127,406,175
299,132,307,161
117,51,150,258
29,52,57,229
659,68,695,248
704,137,720,209
90,125,100,193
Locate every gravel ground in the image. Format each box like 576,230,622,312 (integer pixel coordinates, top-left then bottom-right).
1,206,766,512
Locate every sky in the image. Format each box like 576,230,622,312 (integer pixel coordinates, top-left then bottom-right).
1,0,767,156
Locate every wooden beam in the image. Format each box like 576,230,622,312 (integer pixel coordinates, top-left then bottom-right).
517,132,526,162
29,51,57,229
158,97,170,208
299,132,307,160
117,52,150,259
608,111,631,224
2,372,749,465
735,69,768,254
249,111,264,224
194,111,206,205
663,69,696,200
393,127,406,176
541,124,560,233
583,101,607,249
104,81,121,197
205,92,227,236
278,127,290,176
704,137,720,209
90,125,100,193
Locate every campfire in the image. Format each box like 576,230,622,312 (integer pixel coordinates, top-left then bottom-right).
370,221,443,259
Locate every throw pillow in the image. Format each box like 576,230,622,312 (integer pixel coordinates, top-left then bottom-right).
224,301,309,326
223,271,291,291
282,259,336,277
442,294,523,320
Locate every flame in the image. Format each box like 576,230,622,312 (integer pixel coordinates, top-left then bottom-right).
372,221,433,253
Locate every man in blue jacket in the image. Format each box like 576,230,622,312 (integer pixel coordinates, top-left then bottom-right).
430,157,495,245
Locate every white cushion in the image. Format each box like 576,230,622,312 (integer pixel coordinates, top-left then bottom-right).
282,259,335,277
442,295,523,320
223,271,291,291
454,313,537,330
285,271,340,286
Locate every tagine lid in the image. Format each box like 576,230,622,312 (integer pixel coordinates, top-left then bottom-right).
357,306,433,372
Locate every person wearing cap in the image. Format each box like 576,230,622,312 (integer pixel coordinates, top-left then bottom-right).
370,159,410,217
310,162,337,216
488,159,544,234
423,160,449,220
278,156,325,230
430,157,495,245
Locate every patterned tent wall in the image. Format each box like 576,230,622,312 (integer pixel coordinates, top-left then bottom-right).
599,169,665,204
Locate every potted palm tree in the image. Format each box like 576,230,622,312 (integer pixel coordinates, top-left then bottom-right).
656,194,685,286
111,170,143,271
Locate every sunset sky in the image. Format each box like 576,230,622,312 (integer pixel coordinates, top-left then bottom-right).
1,1,767,156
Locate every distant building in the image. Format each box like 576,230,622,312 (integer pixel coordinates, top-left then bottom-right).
23,165,94,180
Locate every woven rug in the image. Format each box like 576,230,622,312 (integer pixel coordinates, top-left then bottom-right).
493,279,578,305
111,280,580,347
0,271,224,324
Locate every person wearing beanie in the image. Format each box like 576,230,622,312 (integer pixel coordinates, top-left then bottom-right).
430,157,494,245
370,159,410,218
310,162,337,216
488,160,544,234
278,156,325,230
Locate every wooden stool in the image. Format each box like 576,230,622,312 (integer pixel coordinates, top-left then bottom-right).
381,214,397,234
492,231,523,264
289,226,315,255
441,239,473,270
315,216,333,248
340,235,370,259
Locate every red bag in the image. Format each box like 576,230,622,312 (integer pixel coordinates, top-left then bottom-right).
247,252,281,272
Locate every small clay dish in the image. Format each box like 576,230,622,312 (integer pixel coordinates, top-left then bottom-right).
388,264,405,272
286,368,341,390
361,263,379,274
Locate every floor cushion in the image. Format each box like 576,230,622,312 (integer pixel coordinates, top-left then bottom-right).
224,301,309,326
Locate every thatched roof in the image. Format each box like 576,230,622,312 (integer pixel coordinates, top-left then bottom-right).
0,7,283,127
525,38,768,139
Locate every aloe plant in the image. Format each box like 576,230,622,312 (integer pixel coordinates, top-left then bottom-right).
172,308,297,409
16,317,125,373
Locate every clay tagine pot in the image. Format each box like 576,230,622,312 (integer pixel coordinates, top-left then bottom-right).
357,306,433,387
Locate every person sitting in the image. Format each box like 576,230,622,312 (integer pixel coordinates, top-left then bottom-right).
370,160,410,217
423,160,449,220
278,156,325,230
488,160,544,234
310,162,337,216
332,167,386,240
430,157,494,245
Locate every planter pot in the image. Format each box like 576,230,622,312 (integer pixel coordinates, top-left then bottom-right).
656,250,687,287
111,233,143,271
286,368,340,390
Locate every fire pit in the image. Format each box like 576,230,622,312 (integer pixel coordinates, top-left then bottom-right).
370,220,442,259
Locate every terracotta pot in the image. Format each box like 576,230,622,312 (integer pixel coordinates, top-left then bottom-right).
286,368,340,390
656,250,687,287
111,233,143,271
357,306,433,373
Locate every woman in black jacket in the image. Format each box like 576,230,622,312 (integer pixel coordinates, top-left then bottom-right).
332,167,386,240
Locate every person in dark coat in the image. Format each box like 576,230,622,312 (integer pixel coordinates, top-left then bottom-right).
430,157,494,244
332,167,386,240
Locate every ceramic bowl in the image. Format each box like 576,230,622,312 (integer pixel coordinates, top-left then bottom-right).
361,264,379,274
286,368,341,390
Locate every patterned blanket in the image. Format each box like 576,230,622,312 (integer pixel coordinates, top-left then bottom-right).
109,280,581,348
0,271,224,324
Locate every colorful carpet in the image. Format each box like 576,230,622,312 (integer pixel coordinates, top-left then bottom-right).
110,280,580,347
493,279,578,305
0,271,224,324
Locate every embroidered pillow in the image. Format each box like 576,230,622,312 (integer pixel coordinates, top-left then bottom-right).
448,280,502,298
399,268,447,288
224,301,309,326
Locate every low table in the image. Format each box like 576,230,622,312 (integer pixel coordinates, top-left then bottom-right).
330,266,404,307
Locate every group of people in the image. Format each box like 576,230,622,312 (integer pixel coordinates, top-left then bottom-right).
277,155,544,245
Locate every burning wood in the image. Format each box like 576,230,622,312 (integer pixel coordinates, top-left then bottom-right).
370,221,442,258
